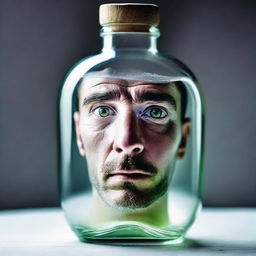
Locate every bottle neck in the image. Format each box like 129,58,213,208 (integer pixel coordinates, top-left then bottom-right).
100,26,160,54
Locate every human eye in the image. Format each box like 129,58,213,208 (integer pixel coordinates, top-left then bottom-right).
142,106,168,120
92,106,115,117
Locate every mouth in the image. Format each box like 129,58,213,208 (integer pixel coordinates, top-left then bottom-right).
107,170,153,180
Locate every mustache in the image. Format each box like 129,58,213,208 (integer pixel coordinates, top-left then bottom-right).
103,155,158,177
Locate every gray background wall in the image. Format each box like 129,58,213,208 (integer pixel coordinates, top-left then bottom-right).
0,0,255,209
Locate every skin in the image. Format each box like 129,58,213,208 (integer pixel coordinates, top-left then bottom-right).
74,77,190,227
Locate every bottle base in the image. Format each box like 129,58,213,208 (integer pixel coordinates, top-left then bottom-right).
72,223,185,245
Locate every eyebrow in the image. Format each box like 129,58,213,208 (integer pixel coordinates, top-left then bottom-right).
137,92,176,109
83,90,120,105
82,90,176,109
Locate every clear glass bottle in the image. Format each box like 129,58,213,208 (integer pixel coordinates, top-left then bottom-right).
59,3,204,245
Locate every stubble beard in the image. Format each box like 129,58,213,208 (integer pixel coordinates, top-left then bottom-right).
91,155,171,211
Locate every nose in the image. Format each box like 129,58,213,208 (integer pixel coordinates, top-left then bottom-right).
113,109,144,155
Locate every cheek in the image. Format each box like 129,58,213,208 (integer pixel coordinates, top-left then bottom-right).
79,115,111,152
79,119,114,160
143,123,181,164
80,125,104,153
145,135,173,160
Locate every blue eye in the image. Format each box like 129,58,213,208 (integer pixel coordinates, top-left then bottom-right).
143,107,167,119
93,106,115,117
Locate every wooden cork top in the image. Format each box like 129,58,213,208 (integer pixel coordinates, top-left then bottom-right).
99,3,159,31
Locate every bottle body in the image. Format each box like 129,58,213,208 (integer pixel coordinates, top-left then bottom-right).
59,29,204,244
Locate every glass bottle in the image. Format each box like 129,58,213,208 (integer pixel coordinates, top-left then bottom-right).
59,3,204,245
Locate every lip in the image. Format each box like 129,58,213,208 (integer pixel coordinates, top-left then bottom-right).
107,170,153,180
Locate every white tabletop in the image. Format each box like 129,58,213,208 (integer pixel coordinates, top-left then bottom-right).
0,207,255,255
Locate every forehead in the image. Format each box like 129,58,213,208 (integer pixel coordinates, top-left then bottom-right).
78,78,180,99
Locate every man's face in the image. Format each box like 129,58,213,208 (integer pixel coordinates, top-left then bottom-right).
74,78,189,210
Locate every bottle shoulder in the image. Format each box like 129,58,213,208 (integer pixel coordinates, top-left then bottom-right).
62,50,200,93
65,50,196,79
153,52,198,82
106,50,198,81
62,51,114,81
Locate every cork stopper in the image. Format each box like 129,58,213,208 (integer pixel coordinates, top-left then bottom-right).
99,3,159,32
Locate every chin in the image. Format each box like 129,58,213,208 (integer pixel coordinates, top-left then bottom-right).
98,177,169,210
101,188,161,211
